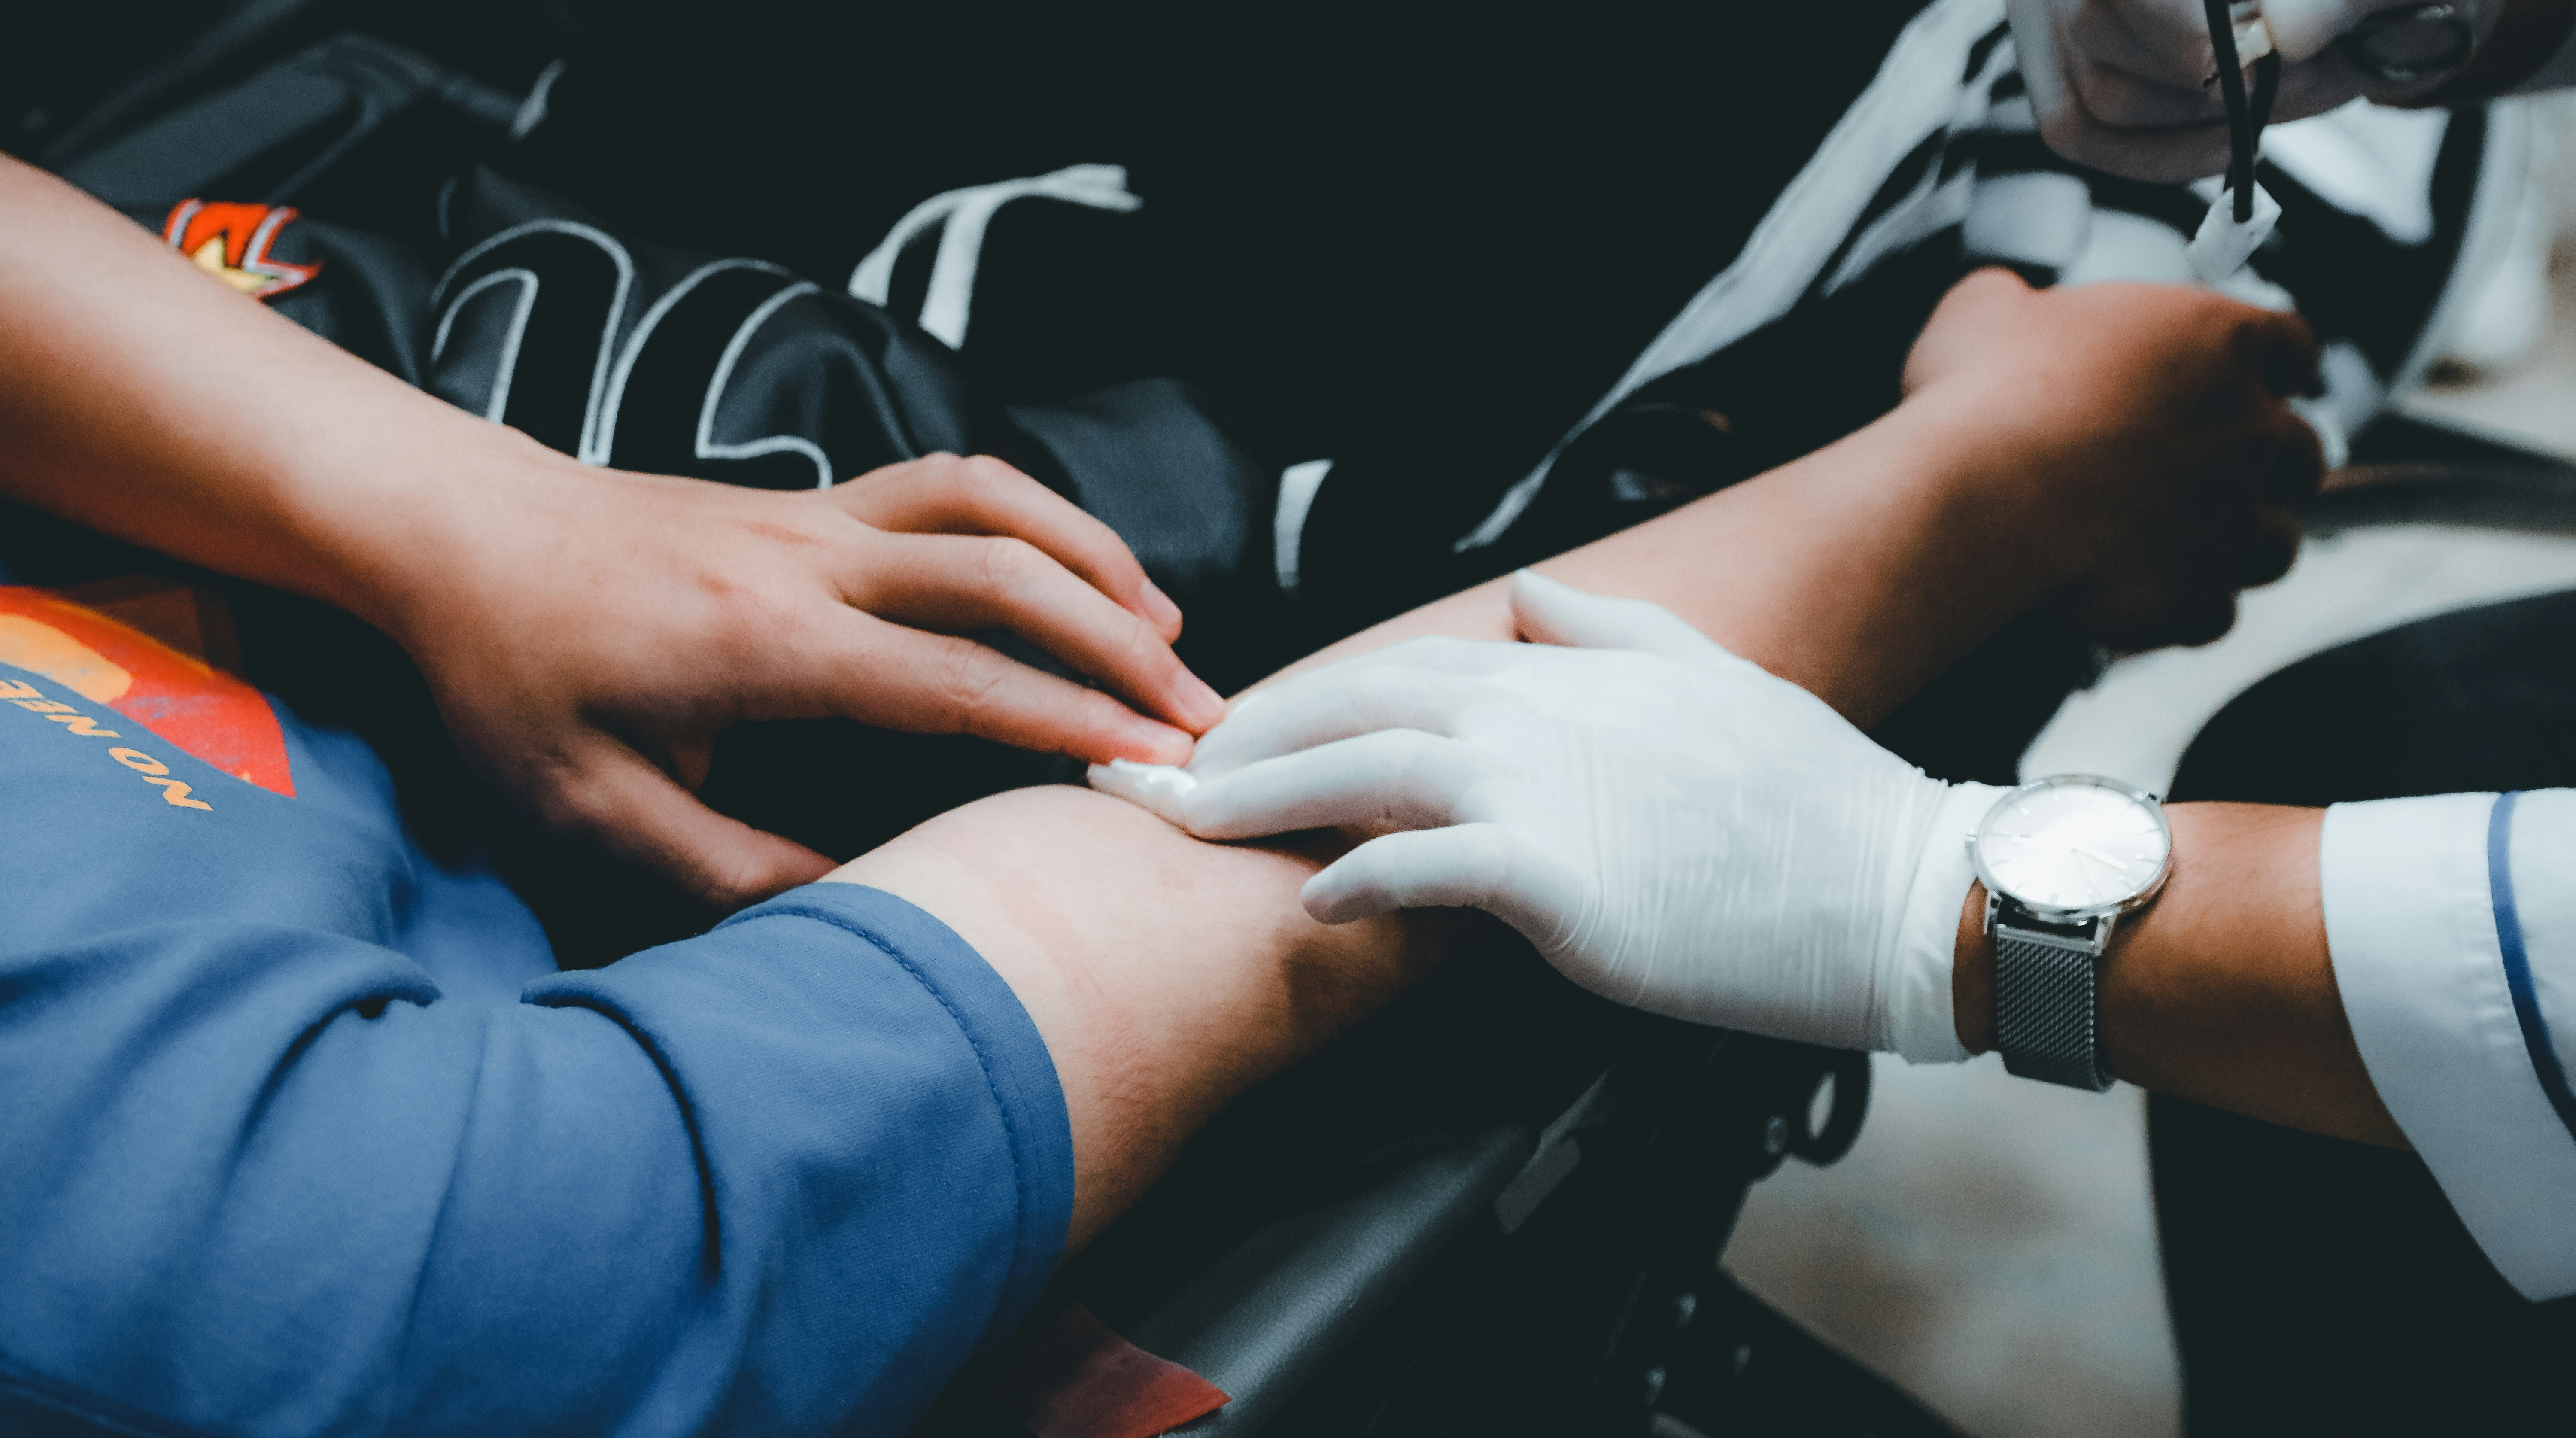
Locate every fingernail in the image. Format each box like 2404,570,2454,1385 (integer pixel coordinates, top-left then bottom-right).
1171,672,1228,731
1139,579,1183,633
1123,719,1197,766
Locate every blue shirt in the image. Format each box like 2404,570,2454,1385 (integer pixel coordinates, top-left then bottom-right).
0,598,1073,1436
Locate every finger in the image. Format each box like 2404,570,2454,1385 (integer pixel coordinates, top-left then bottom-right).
793,611,1195,762
1175,728,1509,841
2262,0,2361,63
862,531,1226,732
538,738,835,910
2248,308,2324,398
2239,501,2304,589
1507,569,1744,669
2052,112,2235,186
2266,412,2328,504
1302,824,1586,951
2015,0,2235,182
2076,0,2232,97
1189,663,1507,780
835,453,1183,639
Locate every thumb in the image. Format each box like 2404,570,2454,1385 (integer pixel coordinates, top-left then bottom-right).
544,740,836,910
1508,569,1745,672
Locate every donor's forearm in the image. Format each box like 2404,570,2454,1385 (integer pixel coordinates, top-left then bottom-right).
0,154,545,632
1276,384,2077,728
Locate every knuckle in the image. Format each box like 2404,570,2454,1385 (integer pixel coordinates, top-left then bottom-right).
896,451,966,489
531,766,612,835
708,581,811,651
960,453,1031,497
2242,527,2301,587
933,640,1010,720
695,853,770,911
1115,612,1176,677
975,535,1048,595
2182,600,2238,648
902,452,972,496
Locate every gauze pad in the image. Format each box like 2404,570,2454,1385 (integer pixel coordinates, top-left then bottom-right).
1088,758,1198,828
2188,179,2282,286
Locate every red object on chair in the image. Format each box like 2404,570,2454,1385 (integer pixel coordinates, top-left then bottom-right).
997,1301,1230,1438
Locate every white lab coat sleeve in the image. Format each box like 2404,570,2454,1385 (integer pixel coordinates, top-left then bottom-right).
2321,788,2576,1301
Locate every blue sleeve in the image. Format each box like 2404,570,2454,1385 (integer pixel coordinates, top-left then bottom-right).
0,882,1074,1438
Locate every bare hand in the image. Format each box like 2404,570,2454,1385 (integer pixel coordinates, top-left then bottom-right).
1903,268,2324,651
2007,0,2509,183
383,444,1226,908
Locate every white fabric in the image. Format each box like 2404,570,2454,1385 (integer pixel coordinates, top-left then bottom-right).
1962,171,2095,271
847,164,1140,348
2186,180,2283,288
1091,572,1993,1061
1273,459,1334,595
2056,207,2201,286
2323,790,2576,1301
2263,100,2445,246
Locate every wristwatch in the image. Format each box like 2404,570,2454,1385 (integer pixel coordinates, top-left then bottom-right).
1968,775,2172,1091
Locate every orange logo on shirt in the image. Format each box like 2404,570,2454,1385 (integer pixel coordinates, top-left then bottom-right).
162,200,322,301
0,587,292,797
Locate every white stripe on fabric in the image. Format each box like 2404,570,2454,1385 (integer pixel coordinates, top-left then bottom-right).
848,164,1141,349
1273,459,1334,595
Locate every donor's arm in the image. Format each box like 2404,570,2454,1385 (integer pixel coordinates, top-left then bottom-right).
0,155,1221,907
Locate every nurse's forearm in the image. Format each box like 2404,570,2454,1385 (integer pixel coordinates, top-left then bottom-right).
1951,803,2406,1146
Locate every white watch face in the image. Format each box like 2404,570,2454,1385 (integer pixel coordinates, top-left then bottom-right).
1975,776,2171,916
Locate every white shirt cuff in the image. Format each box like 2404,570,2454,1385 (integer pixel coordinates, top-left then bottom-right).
2324,791,2576,1300
1885,782,2005,1065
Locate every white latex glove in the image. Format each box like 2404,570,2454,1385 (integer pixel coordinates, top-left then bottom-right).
2008,0,2503,184
1089,572,2001,1061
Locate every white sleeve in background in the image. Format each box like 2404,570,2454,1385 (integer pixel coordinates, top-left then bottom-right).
2322,789,2576,1301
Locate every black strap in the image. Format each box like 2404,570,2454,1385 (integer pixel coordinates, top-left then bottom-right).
2203,0,2283,222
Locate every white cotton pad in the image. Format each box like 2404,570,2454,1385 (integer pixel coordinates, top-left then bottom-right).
2187,180,2282,286
1087,758,1198,828
2232,6,2277,65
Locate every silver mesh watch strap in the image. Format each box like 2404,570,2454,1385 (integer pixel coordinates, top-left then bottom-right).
1993,923,2114,1092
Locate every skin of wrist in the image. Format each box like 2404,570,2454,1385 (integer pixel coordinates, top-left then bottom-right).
1954,878,1996,1054
297,423,591,647
1954,804,2400,1147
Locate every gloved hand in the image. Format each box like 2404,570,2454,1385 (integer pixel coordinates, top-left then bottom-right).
1091,572,2001,1060
2008,0,2504,183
